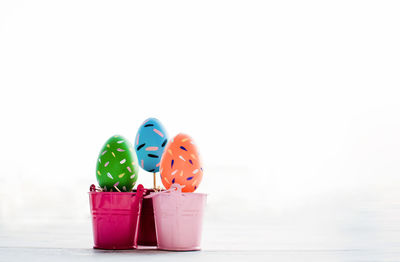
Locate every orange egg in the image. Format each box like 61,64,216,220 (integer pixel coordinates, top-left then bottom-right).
160,133,203,192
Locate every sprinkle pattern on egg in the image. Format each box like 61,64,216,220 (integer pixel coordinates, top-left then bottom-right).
160,133,203,192
135,118,168,173
96,135,139,192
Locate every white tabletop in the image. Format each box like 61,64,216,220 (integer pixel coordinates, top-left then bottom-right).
1,188,399,262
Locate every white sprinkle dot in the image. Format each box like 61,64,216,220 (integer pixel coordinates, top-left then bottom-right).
120,159,126,164
171,169,178,175
117,140,124,144
179,155,185,161
107,172,113,179
193,169,199,174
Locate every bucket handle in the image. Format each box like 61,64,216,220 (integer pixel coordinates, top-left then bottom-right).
144,183,184,199
135,184,145,199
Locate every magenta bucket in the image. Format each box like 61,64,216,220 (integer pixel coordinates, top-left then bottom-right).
137,189,157,246
89,184,145,249
148,184,207,251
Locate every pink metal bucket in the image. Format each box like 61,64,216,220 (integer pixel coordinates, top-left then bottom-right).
148,184,207,251
89,184,145,249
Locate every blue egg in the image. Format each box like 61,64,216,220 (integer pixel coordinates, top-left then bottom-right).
135,118,169,172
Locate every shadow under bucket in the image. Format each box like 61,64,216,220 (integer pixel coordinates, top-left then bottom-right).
148,184,207,251
89,184,145,249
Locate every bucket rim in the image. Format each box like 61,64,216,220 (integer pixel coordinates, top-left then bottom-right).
150,191,208,198
145,184,207,199
88,191,139,195
89,184,146,196
88,189,158,196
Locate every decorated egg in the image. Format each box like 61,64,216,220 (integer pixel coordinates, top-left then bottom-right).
160,133,203,192
135,118,168,173
96,135,139,192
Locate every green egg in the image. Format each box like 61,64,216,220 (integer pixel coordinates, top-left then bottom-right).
96,135,139,192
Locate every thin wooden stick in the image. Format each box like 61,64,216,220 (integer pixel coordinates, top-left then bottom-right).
114,186,121,192
153,172,156,189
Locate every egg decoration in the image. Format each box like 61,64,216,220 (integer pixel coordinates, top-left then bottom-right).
96,135,139,192
135,118,169,173
160,133,203,192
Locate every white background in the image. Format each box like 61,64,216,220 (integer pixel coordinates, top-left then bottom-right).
0,0,399,230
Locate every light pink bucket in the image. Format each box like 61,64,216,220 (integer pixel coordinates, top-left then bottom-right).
147,184,207,251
